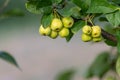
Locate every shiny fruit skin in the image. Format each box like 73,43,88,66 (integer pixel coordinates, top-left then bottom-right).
51,18,63,31
92,26,101,38
49,31,58,39
39,25,51,36
81,33,92,42
59,28,69,38
92,36,102,42
62,17,74,28
82,25,92,35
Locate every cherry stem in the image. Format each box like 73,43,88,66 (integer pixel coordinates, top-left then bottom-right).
88,18,94,26
52,9,61,19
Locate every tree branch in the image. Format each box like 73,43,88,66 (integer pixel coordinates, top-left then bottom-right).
101,29,117,43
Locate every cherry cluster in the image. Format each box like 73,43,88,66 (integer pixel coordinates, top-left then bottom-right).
81,25,102,42
39,16,74,39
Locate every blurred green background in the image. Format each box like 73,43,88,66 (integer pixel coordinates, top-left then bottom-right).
0,0,111,80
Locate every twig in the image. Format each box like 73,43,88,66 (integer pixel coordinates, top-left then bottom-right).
0,0,10,14
101,29,117,43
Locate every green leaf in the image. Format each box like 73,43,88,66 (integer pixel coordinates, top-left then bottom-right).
104,39,117,47
57,1,80,17
85,67,93,78
66,30,74,42
87,0,117,13
93,52,110,65
106,10,120,27
92,63,110,77
51,0,62,4
109,0,120,4
99,17,108,22
0,8,24,20
116,30,120,54
71,21,85,34
25,0,52,14
116,56,120,76
3,8,24,17
71,7,81,19
86,52,111,78
0,51,19,69
41,13,54,28
71,0,91,13
56,69,75,80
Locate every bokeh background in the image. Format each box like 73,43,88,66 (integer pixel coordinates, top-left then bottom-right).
0,0,111,80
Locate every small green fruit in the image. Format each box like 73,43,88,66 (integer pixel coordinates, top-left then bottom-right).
92,36,102,42
51,18,63,31
82,25,92,35
92,26,101,37
49,31,58,39
62,17,74,28
81,33,92,42
59,28,69,38
39,25,51,36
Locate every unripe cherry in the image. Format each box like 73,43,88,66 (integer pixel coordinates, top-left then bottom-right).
82,25,92,35
81,33,92,42
59,28,69,38
39,25,51,36
49,31,58,39
62,17,74,28
92,36,102,42
51,18,63,31
92,26,101,38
